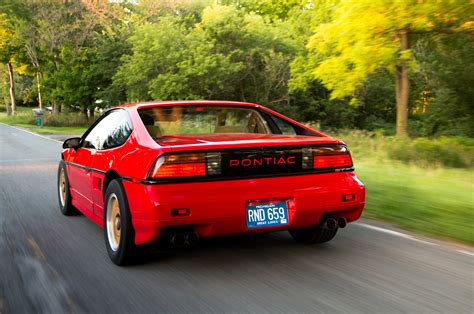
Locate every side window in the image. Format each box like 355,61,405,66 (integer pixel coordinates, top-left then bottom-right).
271,115,297,135
82,110,132,150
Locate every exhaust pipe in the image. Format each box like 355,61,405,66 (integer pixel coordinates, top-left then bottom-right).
185,232,199,246
324,218,337,230
170,233,186,248
337,217,347,228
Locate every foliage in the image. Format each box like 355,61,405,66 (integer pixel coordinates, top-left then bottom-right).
327,129,473,169
307,0,474,99
415,34,474,137
0,0,473,138
303,0,474,136
388,137,473,168
0,105,90,128
225,0,310,22
116,5,297,106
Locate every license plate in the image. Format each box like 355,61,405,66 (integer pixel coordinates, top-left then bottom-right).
246,201,288,229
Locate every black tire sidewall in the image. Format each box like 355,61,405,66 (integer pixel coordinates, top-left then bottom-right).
57,161,74,215
104,179,135,265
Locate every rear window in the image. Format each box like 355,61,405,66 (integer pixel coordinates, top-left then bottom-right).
138,106,272,138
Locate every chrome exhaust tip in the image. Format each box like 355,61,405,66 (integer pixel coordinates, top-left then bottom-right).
337,217,347,228
170,233,186,248
185,232,199,246
324,218,338,230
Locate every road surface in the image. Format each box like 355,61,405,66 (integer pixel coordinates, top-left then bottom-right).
0,123,472,313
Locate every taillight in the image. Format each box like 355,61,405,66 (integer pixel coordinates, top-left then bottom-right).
149,152,221,178
314,154,352,169
302,145,352,170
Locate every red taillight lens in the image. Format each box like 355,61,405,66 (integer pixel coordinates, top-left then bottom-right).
314,154,352,169
149,153,206,178
303,145,353,170
149,152,221,178
153,163,206,178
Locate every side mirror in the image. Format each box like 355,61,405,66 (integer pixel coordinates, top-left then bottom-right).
63,137,81,149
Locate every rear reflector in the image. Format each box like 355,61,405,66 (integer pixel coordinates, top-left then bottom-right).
171,208,190,216
342,194,355,202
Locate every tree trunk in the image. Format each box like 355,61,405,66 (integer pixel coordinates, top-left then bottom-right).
82,107,88,119
52,100,60,115
7,62,16,115
395,31,410,137
87,107,94,120
2,67,12,115
36,72,43,109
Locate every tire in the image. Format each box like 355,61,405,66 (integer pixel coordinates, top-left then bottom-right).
289,226,338,244
57,161,79,216
104,179,137,265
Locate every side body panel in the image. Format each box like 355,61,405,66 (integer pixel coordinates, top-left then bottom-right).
65,147,95,212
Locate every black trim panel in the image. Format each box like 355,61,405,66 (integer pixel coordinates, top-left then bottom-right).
141,167,354,185
65,161,106,174
65,162,139,183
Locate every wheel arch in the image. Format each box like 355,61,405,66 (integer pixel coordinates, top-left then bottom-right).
103,170,121,198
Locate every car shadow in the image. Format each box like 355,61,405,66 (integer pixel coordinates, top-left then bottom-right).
130,232,336,267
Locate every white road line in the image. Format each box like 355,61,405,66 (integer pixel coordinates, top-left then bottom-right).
355,222,474,256
355,222,438,245
0,123,62,143
457,250,474,257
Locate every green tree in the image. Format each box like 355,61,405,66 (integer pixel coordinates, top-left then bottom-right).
306,0,474,137
415,34,474,136
224,0,309,21
116,5,296,106
0,13,18,114
4,0,129,116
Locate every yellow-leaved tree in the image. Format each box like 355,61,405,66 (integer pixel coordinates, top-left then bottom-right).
0,13,17,114
307,0,474,137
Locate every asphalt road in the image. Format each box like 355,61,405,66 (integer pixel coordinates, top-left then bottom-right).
0,123,473,313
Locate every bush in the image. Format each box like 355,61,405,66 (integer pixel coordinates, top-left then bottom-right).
319,127,473,169
388,137,473,168
43,113,90,127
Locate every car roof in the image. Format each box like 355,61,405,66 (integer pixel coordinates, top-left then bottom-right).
116,100,261,110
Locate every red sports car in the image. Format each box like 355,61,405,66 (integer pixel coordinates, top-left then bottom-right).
58,101,365,265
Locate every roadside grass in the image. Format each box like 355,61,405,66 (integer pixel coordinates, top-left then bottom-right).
355,158,473,245
13,123,87,135
0,106,88,135
339,136,474,245
328,130,473,245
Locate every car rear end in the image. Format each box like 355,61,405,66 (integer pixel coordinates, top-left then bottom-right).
123,140,365,245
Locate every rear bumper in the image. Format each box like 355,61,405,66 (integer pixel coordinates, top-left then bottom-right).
123,172,365,245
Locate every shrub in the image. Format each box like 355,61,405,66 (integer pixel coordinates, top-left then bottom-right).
44,113,90,127
318,127,473,169
388,137,472,168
